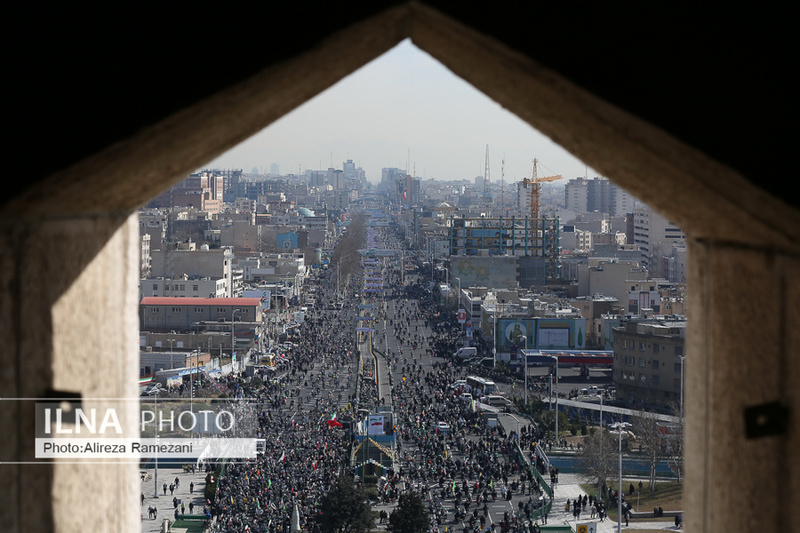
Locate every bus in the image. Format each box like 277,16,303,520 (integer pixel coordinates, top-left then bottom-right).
466,376,498,397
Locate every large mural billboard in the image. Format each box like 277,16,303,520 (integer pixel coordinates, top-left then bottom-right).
451,256,517,288
277,232,298,250
495,317,587,354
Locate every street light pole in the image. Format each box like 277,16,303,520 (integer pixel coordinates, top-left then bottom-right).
445,265,449,301
521,335,528,407
153,389,159,498
492,301,497,369
455,277,463,339
190,350,195,432
232,308,241,368
679,354,686,419
612,421,632,533
168,338,175,369
547,354,559,444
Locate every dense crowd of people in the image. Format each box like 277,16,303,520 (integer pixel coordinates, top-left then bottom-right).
198,227,554,533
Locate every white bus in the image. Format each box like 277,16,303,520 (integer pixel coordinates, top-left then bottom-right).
466,375,498,397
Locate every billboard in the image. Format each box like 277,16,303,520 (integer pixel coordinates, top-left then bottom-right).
367,415,384,435
495,317,587,351
498,319,533,352
451,256,517,289
277,232,298,250
243,289,271,312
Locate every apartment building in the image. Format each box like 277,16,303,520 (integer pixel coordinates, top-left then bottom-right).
139,296,262,332
612,316,686,412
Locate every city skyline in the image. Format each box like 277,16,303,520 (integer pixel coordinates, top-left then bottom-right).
205,39,600,184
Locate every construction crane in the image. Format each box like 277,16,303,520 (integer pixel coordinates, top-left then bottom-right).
521,158,563,221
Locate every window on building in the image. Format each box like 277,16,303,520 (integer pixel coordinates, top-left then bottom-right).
653,359,660,369
639,357,646,367
653,343,660,353
675,346,683,355
652,375,660,385
193,285,199,291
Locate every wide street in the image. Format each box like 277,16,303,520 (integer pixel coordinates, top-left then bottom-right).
140,222,679,532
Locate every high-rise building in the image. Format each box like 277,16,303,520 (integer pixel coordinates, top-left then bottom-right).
381,167,404,190
565,177,636,216
632,205,687,279
308,171,326,188
564,177,590,213
343,159,356,180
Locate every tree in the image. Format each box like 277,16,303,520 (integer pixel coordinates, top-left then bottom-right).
578,428,617,497
536,409,568,437
315,476,374,533
388,492,429,533
329,213,366,295
633,411,665,492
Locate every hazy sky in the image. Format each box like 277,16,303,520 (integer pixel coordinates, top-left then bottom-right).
205,39,599,184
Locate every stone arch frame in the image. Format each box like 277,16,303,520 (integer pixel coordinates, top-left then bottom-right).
2,4,798,532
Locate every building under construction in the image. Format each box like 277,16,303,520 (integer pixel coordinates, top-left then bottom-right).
447,215,562,281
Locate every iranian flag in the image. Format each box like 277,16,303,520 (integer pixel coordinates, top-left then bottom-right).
327,412,343,428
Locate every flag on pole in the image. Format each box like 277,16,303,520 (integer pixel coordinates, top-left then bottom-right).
279,451,286,462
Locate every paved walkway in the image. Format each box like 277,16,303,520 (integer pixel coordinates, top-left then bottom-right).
139,466,208,532
547,474,681,531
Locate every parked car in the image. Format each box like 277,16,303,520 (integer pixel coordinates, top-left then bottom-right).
141,383,164,396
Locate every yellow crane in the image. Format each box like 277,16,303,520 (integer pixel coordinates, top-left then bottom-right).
521,158,563,221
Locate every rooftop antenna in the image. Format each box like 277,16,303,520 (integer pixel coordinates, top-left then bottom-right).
500,155,505,213
483,144,491,205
